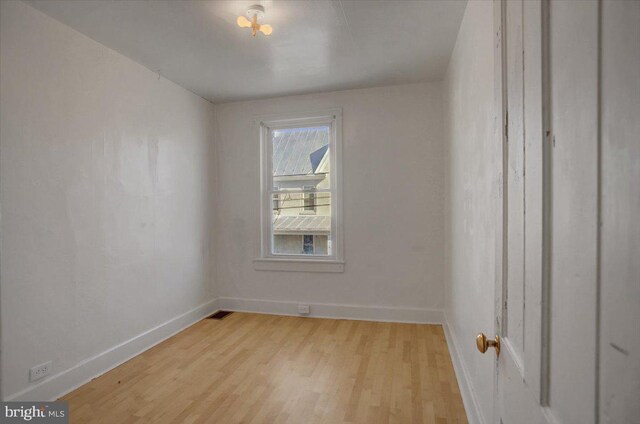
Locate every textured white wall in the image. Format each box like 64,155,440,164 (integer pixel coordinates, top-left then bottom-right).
443,1,496,423
0,1,217,399
214,83,445,314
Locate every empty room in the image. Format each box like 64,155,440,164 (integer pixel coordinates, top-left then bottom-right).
0,0,638,423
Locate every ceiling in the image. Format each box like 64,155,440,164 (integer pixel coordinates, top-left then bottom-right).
25,0,467,103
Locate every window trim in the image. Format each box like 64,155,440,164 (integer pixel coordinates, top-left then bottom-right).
255,108,344,272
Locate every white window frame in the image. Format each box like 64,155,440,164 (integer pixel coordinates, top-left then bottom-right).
254,108,344,273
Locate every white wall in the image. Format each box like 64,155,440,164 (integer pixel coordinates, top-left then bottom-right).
0,1,217,400
214,83,446,321
443,1,496,423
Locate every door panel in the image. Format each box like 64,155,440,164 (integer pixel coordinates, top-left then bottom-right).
496,1,549,423
547,1,599,422
505,0,526,363
599,1,640,422
494,1,638,423
496,1,602,423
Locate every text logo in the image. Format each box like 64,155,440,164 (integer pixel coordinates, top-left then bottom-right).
1,402,68,423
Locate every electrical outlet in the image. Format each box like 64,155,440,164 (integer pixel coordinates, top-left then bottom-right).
29,361,51,382
297,304,310,315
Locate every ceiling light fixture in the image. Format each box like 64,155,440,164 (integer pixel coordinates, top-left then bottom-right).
237,5,273,37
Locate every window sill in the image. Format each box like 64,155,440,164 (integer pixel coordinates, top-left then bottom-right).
253,258,344,273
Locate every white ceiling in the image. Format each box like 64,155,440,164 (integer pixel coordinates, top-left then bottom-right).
25,0,467,103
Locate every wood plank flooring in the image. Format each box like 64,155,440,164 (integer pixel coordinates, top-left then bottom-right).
62,312,468,423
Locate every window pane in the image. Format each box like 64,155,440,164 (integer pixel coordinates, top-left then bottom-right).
271,192,331,256
271,126,330,191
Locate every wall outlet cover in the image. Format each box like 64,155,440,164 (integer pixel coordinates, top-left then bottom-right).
29,361,52,382
297,304,310,315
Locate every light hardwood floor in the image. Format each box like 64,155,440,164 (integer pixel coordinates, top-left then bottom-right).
62,312,468,423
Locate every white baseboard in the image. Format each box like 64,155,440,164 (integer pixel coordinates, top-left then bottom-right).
442,312,484,424
218,297,444,324
6,298,220,402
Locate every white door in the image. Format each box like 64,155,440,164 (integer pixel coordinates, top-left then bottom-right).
484,1,640,423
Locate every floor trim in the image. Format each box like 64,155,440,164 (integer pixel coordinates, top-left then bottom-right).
218,297,445,324
5,298,220,402
442,312,485,424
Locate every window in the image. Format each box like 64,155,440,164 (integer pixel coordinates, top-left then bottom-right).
302,185,316,213
256,109,343,272
303,235,314,254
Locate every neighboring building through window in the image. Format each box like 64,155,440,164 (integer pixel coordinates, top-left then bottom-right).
259,110,342,262
270,126,329,255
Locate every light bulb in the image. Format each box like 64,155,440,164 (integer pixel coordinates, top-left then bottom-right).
259,24,273,36
237,15,252,28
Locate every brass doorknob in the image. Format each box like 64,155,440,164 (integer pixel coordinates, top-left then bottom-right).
476,333,500,356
